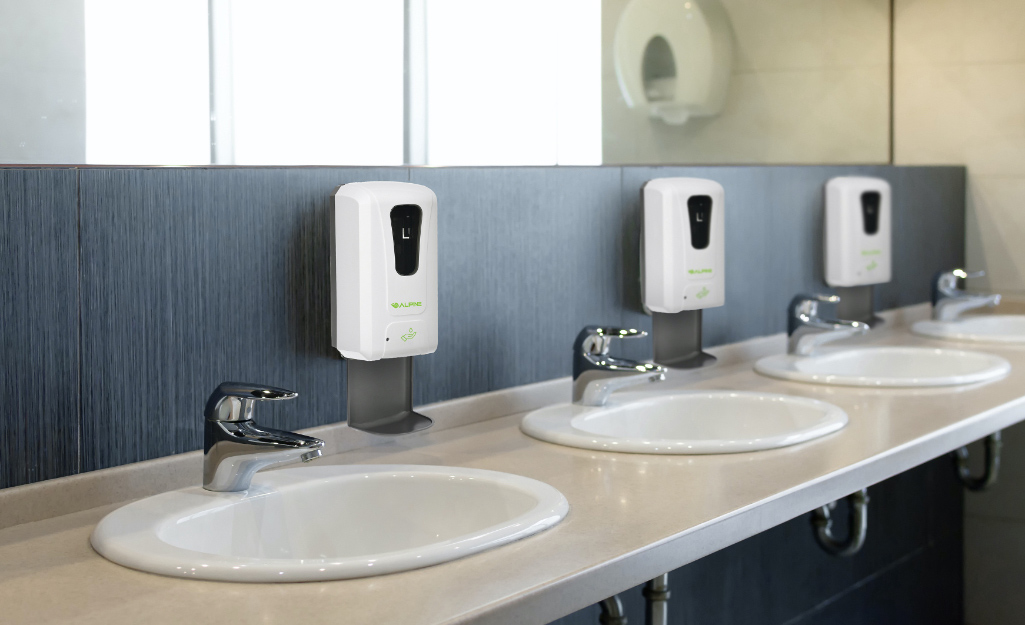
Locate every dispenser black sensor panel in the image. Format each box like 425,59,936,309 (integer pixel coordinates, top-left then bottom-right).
390,204,422,276
860,191,881,235
687,195,713,249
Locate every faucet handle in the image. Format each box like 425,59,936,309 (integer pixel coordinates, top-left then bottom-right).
204,382,298,422
798,294,841,304
934,269,986,302
956,269,986,280
789,293,839,317
574,326,647,356
788,294,847,336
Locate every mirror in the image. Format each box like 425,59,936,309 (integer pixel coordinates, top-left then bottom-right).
0,0,890,167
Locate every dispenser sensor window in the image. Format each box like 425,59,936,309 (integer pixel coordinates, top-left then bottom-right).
860,192,881,235
687,195,713,250
390,204,423,276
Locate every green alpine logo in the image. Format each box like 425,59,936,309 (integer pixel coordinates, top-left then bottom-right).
861,249,882,256
688,268,713,275
391,301,422,309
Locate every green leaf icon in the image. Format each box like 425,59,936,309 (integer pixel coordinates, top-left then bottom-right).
391,303,399,308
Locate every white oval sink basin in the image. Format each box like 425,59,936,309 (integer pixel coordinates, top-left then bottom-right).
755,346,1010,387
912,315,1025,344
91,464,568,582
520,391,847,454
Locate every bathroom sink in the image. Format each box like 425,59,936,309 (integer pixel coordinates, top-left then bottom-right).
91,464,568,582
755,346,1010,387
520,391,847,454
912,315,1025,344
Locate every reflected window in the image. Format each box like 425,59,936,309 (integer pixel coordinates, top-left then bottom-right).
422,0,601,166
85,0,209,165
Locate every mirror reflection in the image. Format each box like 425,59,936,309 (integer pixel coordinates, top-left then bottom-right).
0,0,890,166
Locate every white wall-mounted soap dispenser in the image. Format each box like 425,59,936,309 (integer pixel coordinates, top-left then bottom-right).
824,176,891,324
641,177,724,368
331,181,438,434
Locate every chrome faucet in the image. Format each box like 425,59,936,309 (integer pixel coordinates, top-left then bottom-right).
573,326,666,407
932,269,1001,322
788,294,869,356
203,382,325,492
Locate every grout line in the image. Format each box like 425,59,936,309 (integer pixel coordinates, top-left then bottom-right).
619,166,626,329
888,0,896,165
779,546,926,625
75,167,83,476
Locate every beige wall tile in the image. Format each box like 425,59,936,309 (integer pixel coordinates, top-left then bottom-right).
965,176,1025,295
894,0,965,66
723,0,888,73
965,138,1025,177
725,0,828,73
894,63,970,164
963,0,1025,64
821,0,891,69
962,64,1025,143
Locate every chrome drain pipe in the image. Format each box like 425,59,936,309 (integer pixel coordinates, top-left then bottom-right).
956,431,1002,491
643,574,670,625
598,595,627,625
812,488,869,557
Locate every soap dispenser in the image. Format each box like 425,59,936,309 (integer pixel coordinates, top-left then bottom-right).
641,177,724,368
331,181,438,434
824,176,891,325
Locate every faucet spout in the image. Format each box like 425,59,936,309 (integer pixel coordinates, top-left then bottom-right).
576,363,665,407
202,382,325,492
787,295,870,356
932,269,1001,321
572,327,666,406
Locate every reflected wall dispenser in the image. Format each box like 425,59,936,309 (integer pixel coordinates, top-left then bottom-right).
331,181,438,434
613,0,734,125
824,176,891,325
642,177,724,368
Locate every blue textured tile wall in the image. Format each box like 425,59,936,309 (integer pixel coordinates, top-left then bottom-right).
0,169,79,487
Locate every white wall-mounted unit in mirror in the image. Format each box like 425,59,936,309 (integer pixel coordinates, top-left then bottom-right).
613,0,734,127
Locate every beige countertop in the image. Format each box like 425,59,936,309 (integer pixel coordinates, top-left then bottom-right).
3,306,1025,625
